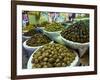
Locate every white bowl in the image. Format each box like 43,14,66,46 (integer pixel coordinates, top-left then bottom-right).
22,33,31,42
27,48,80,69
35,27,45,33
61,36,89,57
43,30,61,41
27,48,79,69
23,40,53,55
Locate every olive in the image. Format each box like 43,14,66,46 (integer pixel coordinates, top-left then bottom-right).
61,53,65,57
49,58,55,63
51,51,54,54
43,65,48,68
62,63,66,67
56,63,62,67
56,59,60,63
45,52,49,56
43,57,48,62
58,56,63,59
38,56,43,60
58,49,62,52
36,64,41,68
63,57,67,62
53,54,58,59
56,47,60,50
49,54,52,58
34,59,38,63
47,63,52,67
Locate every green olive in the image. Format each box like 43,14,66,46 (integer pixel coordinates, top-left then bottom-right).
56,59,60,63
47,63,52,67
56,63,62,67
62,63,66,67
38,56,43,60
43,65,48,68
49,58,54,63
34,59,38,63
43,57,48,62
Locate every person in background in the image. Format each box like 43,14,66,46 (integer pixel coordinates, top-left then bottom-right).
22,11,29,27
53,12,60,21
48,12,59,23
68,13,76,22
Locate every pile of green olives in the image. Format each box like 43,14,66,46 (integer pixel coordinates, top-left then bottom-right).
45,22,64,32
40,21,50,27
61,20,89,43
31,43,76,68
22,24,35,32
26,33,51,47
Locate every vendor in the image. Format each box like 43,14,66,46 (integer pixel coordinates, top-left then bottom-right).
22,11,29,27
68,13,76,22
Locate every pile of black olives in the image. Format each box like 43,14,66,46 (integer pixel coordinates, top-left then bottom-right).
23,29,37,36
26,33,51,47
45,22,64,32
61,20,89,43
31,43,76,68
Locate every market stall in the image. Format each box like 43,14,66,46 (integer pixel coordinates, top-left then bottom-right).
22,11,89,69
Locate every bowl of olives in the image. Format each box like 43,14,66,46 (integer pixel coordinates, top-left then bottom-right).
44,22,64,32
61,20,89,57
22,28,38,42
23,33,53,54
22,24,35,32
27,43,79,69
43,22,64,41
